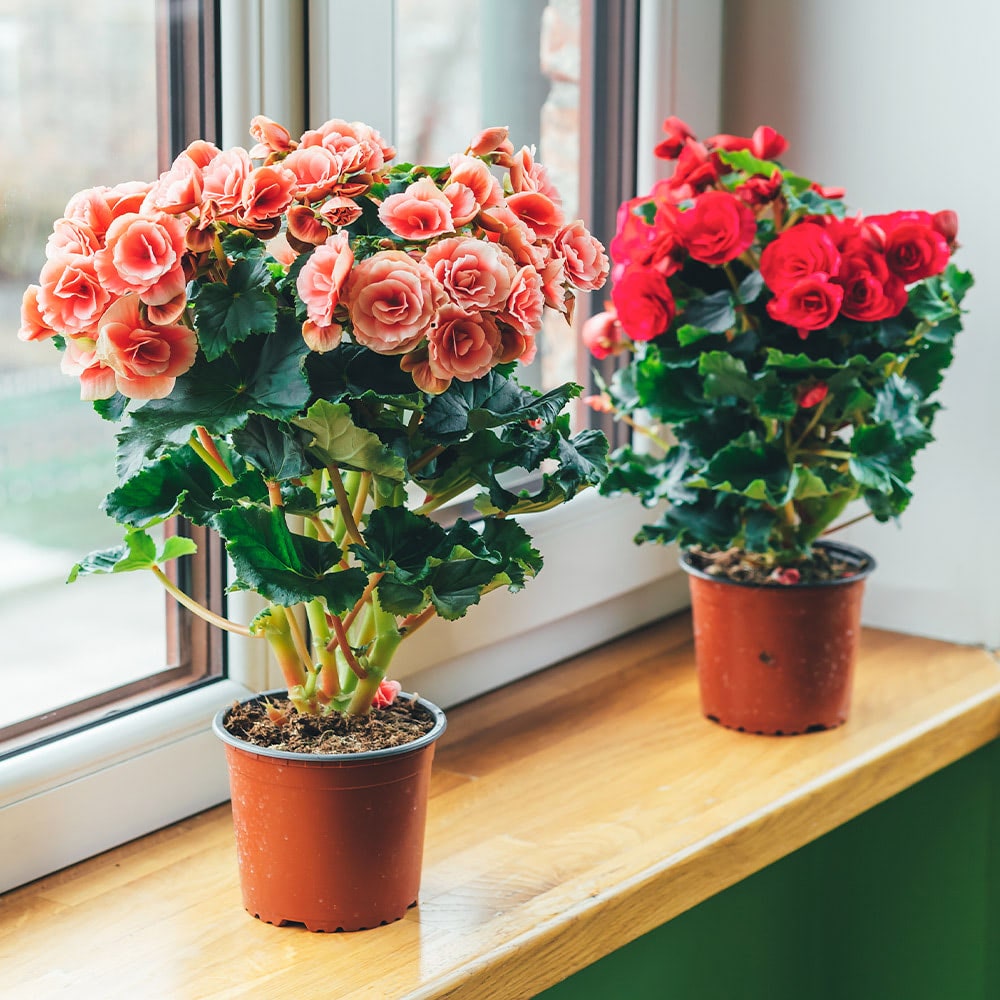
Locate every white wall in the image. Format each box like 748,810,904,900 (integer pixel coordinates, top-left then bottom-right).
718,0,1000,647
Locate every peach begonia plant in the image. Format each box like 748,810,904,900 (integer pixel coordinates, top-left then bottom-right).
20,115,609,716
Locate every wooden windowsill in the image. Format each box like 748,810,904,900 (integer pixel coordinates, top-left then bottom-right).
3,614,1000,999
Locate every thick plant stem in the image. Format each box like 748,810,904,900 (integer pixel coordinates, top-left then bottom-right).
352,472,372,526
400,604,437,637
328,465,364,547
341,573,383,634
257,606,308,690
149,564,252,638
285,607,314,677
348,593,400,714
329,613,367,680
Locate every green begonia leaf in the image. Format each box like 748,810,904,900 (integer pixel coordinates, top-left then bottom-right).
232,414,315,482
103,444,218,528
422,372,580,442
68,529,196,582
115,318,311,478
190,258,278,361
292,399,407,479
213,506,367,610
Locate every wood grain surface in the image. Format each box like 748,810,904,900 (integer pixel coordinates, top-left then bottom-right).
2,614,998,1000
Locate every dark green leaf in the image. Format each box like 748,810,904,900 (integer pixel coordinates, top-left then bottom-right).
117,317,311,471
699,352,757,402
682,289,737,334
213,506,367,610
93,393,128,422
190,258,278,361
221,230,266,260
232,415,315,481
422,372,579,442
103,445,218,527
736,270,765,305
351,506,448,579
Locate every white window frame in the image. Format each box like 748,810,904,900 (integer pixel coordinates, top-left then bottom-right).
0,0,720,894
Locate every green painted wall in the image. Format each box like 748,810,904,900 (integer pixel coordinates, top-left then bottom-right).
541,739,999,1000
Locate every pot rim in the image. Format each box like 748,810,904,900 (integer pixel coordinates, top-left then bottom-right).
212,689,447,763
679,539,877,590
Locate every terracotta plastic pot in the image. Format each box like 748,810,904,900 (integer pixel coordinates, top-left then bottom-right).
213,691,446,932
681,541,876,735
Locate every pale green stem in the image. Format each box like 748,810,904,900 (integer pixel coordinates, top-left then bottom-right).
188,434,236,487
149,564,252,638
347,591,400,714
328,465,364,548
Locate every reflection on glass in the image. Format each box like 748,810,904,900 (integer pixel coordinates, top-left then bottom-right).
0,0,166,731
395,0,583,390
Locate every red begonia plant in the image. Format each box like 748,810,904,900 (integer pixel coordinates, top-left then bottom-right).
583,118,972,569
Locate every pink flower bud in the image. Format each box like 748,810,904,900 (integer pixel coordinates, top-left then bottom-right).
467,126,511,157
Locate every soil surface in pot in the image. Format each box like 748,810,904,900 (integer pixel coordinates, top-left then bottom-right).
685,546,864,585
223,697,436,754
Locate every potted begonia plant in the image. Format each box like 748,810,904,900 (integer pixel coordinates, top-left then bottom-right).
582,117,971,736
18,114,609,930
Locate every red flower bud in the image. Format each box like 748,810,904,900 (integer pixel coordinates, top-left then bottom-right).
796,382,829,409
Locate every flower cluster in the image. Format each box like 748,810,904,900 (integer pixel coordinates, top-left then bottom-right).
18,116,609,717
21,116,607,402
584,117,971,562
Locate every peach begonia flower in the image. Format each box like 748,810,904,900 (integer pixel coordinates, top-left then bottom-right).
95,294,198,400
378,177,455,242
182,138,222,170
282,145,343,202
443,184,479,227
240,163,298,225
496,325,537,366
505,190,565,241
141,155,204,216
296,233,355,329
399,349,452,395
45,218,100,260
427,305,502,383
286,205,331,248
539,257,567,313
60,334,117,401
500,264,545,336
200,147,254,221
300,119,395,170
466,126,510,157
318,196,363,228
37,253,112,336
509,145,562,205
422,237,517,314
249,115,297,155
303,320,344,354
106,182,154,223
482,203,547,269
93,212,188,305
266,232,298,267
18,285,56,342
343,250,445,355
63,186,115,240
555,220,611,292
447,154,503,210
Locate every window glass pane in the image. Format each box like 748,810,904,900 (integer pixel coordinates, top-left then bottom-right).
395,0,584,390
0,0,168,735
